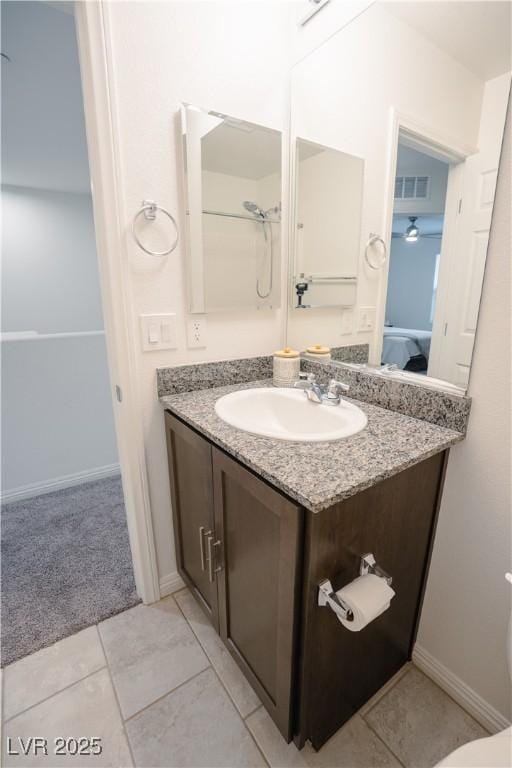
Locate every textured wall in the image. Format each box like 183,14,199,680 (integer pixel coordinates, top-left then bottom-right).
385,236,440,331
417,100,511,720
101,1,292,581
1,1,117,495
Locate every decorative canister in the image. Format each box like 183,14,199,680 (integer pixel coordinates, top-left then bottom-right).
273,348,300,387
305,344,332,362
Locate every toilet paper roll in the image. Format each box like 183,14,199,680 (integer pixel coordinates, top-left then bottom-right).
336,574,395,632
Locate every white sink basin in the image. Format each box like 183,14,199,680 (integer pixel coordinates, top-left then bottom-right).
214,387,367,442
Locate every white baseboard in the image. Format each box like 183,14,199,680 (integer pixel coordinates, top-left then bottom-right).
159,572,186,598
1,463,121,503
413,644,510,734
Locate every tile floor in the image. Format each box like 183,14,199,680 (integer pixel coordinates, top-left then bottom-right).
2,589,488,767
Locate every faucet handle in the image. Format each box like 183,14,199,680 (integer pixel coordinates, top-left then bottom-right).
294,371,316,391
327,379,350,398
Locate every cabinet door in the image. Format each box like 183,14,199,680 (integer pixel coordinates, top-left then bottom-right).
212,447,303,741
165,413,219,628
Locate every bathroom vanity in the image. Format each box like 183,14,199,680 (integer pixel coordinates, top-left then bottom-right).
161,370,464,749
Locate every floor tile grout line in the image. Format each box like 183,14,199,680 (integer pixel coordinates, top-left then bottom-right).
99,593,211,726
3,662,108,725
359,663,412,768
96,625,137,768
174,591,262,722
173,592,269,767
243,702,264,721
122,665,212,725
207,664,269,768
361,664,413,718
242,714,271,768
361,715,408,768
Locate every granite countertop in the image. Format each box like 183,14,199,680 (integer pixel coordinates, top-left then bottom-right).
160,379,464,513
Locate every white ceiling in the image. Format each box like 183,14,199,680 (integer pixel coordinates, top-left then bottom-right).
202,122,281,180
396,145,448,175
1,1,91,193
385,1,512,81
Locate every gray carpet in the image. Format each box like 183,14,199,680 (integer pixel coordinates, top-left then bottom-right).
1,475,140,667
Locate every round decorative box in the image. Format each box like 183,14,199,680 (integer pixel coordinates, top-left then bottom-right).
305,344,331,362
273,348,300,387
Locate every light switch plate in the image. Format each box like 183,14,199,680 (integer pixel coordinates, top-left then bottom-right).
340,311,353,336
186,316,207,349
357,306,376,333
139,313,177,351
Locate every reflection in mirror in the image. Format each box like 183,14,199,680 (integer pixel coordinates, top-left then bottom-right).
181,105,281,313
287,1,511,392
293,139,363,309
384,144,448,375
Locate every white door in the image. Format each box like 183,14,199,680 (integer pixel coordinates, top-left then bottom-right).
432,74,510,387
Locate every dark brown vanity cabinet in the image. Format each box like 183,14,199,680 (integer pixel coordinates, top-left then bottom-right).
165,411,448,750
166,414,220,627
165,412,303,739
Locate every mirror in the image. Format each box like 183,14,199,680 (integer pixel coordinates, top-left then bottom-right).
287,1,511,391
181,105,282,313
292,139,363,309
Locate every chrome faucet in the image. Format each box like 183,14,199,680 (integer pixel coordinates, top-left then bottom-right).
293,373,350,406
379,363,398,373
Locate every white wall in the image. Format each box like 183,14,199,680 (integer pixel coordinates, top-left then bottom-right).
296,148,362,277
100,1,292,583
2,187,104,333
287,3,485,355
2,336,118,495
201,169,281,310
1,1,90,193
416,101,511,723
1,186,119,496
385,236,440,330
290,0,374,64
1,2,118,497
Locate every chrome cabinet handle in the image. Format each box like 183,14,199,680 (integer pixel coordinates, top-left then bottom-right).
206,535,222,583
199,526,206,571
213,540,222,574
207,534,214,583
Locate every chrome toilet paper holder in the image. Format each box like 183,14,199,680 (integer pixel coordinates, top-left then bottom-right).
318,579,354,622
360,553,392,586
317,553,392,622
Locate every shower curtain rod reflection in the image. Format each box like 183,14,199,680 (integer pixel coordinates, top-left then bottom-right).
198,209,281,224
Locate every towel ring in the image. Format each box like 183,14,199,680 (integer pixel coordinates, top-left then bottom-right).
365,233,387,270
132,199,179,257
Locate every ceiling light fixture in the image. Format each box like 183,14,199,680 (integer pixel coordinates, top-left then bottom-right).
404,216,419,242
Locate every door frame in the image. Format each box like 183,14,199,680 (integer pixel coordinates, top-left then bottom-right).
74,3,160,603
374,108,476,376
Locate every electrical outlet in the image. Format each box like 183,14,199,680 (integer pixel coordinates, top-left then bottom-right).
186,316,207,349
357,306,376,333
340,311,353,336
139,313,177,351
